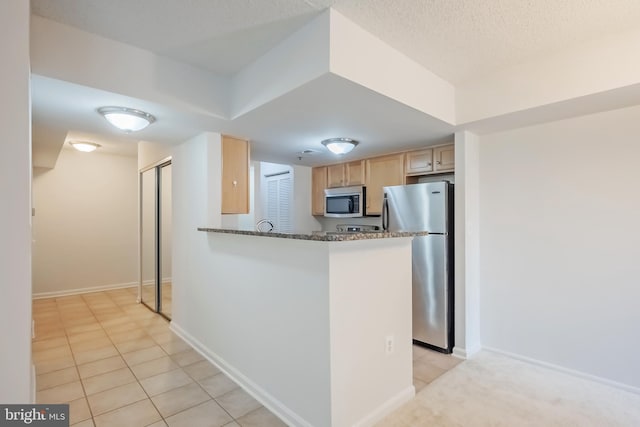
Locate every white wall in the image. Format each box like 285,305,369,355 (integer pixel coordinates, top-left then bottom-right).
172,133,411,424
172,132,222,324
453,132,481,358
0,0,32,403
31,16,229,120
292,165,322,233
478,105,640,390
231,10,330,118
138,140,172,170
329,9,455,124
32,148,138,296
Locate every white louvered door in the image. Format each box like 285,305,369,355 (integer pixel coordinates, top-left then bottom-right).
265,173,292,232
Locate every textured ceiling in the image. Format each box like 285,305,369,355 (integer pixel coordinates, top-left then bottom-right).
31,0,640,82
331,0,640,83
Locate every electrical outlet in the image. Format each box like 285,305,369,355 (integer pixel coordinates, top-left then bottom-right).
385,335,394,355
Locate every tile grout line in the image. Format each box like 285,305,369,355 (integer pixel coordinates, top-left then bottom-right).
81,290,164,426
42,290,149,425
85,289,208,426
77,290,134,426
47,291,275,426
102,289,240,426
76,290,130,425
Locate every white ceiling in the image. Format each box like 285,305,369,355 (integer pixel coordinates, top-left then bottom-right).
32,0,640,83
30,0,333,75
29,0,640,166
228,74,454,165
332,0,640,84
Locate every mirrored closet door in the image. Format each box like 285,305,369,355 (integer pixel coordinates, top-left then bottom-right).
140,159,172,319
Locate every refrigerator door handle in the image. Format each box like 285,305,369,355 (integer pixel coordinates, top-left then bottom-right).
382,193,389,231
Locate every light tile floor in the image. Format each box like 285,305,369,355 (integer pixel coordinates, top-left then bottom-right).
33,288,461,426
32,288,284,427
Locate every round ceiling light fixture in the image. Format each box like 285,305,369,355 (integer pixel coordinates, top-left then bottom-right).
321,138,359,155
69,141,101,153
97,106,156,132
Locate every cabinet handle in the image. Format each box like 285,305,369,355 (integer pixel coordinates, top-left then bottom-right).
436,161,441,165
233,180,238,186
428,162,432,166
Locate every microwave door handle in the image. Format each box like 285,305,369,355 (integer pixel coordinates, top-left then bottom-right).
382,194,389,231
348,198,354,213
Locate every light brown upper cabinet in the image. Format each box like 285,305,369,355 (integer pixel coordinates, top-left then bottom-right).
326,164,345,188
405,144,455,176
405,149,434,175
221,135,249,214
346,160,365,186
311,166,327,216
365,153,405,215
326,160,365,188
434,145,455,172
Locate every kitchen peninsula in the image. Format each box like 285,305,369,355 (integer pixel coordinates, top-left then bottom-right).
171,228,421,427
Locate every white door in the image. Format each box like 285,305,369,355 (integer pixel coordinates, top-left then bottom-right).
265,172,292,233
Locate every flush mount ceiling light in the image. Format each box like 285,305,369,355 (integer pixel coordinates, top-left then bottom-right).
69,141,101,153
97,106,156,132
321,138,359,155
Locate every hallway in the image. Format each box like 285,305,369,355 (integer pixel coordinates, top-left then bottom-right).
32,288,284,427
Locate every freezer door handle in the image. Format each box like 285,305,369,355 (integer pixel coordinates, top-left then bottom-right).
382,193,389,231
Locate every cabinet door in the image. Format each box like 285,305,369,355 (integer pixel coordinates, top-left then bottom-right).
434,145,455,172
221,135,249,214
405,149,433,175
346,160,365,186
311,167,327,216
326,164,345,188
365,153,405,215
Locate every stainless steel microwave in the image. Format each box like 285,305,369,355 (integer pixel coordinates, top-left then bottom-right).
324,186,366,218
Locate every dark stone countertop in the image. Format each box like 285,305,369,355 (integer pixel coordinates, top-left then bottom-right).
197,227,428,241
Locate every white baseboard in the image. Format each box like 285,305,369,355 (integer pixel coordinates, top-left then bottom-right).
452,343,481,360
483,346,640,395
171,322,414,427
32,281,138,299
141,277,172,286
170,322,313,427
353,385,415,427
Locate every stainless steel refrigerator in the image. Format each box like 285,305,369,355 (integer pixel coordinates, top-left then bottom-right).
382,182,454,353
